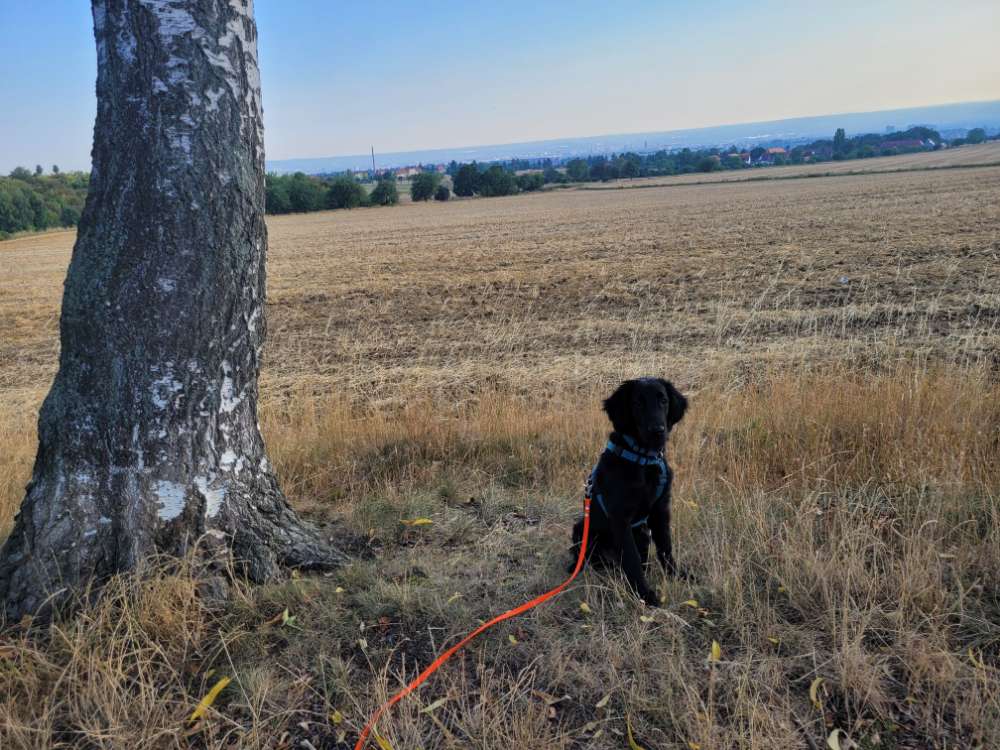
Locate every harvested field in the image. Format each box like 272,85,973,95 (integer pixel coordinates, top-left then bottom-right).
1,161,999,749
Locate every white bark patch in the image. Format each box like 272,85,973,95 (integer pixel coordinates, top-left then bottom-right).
139,0,197,40
195,476,227,518
219,361,242,413
157,277,177,292
155,480,187,520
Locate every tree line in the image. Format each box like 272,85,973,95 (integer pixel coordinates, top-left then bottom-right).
0,166,87,239
4,124,997,236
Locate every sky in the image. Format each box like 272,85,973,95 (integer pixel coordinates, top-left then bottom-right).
1,0,998,173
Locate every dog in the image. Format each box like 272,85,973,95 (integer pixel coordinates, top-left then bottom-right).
570,377,688,606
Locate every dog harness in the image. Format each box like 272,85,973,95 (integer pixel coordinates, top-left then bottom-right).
587,434,669,529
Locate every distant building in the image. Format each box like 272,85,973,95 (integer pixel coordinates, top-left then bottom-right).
394,166,422,179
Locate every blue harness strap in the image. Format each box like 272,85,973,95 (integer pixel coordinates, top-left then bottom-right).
587,435,669,529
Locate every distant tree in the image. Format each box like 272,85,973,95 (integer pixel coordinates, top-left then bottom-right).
34,164,44,176
453,163,480,196
369,177,399,206
516,172,545,192
287,172,326,212
478,165,518,197
52,164,60,175
265,175,292,213
749,146,767,163
9,167,32,180
410,171,441,201
434,185,450,201
542,166,564,184
833,128,847,155
446,160,460,177
697,155,721,172
566,158,590,181
966,128,987,144
327,175,366,209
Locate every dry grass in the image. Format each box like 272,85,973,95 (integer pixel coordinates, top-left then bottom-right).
1,160,999,748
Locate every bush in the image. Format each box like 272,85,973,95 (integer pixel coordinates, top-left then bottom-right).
327,176,366,209
369,178,399,206
434,185,450,202
516,173,544,192
410,172,441,202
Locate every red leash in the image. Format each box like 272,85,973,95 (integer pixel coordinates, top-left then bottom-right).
354,495,592,749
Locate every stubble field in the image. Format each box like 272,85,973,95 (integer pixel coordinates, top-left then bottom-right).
1,151,999,749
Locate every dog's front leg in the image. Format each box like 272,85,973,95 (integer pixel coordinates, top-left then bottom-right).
611,519,660,606
651,498,695,581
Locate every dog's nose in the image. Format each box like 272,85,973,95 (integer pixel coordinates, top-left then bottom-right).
651,426,666,437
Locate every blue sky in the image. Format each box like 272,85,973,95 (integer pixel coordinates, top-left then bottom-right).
1,0,998,172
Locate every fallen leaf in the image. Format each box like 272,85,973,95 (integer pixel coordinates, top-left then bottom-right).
334,586,346,594
777,585,787,593
189,676,231,724
580,602,592,614
420,697,448,714
446,592,463,605
827,728,843,750
709,640,722,662
969,648,986,669
595,693,611,709
767,637,780,645
639,615,654,623
373,731,394,750
400,518,433,526
358,638,368,650
508,634,519,645
625,715,646,750
688,743,702,750
810,677,824,710
329,709,344,725
281,608,299,629
683,600,699,608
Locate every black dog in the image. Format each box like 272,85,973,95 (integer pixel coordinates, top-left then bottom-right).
570,377,687,606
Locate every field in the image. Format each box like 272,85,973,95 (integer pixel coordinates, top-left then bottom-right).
1,152,999,748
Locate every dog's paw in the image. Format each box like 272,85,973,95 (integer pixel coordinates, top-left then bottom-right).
641,590,662,607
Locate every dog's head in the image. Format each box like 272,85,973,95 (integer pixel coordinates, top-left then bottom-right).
603,377,687,451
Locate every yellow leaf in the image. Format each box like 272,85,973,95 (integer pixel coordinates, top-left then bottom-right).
446,592,463,605
330,709,344,725
508,634,519,645
401,518,433,526
625,715,646,750
189,676,231,724
358,638,368,650
767,637,780,645
827,728,842,750
373,731,395,750
689,743,702,750
777,585,787,593
809,677,824,710
969,648,985,669
334,586,346,594
580,602,592,614
420,697,448,714
683,600,699,608
639,615,654,623
595,693,611,709
709,640,722,662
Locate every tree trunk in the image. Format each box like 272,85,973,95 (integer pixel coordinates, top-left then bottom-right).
0,0,343,621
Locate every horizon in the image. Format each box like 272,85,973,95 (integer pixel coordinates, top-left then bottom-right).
1,1,999,173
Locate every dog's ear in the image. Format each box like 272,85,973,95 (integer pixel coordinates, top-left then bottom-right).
603,379,637,435
659,379,688,429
